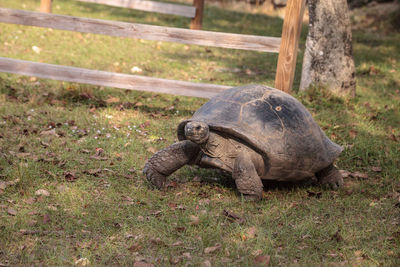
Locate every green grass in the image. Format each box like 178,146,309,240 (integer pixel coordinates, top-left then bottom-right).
0,0,400,266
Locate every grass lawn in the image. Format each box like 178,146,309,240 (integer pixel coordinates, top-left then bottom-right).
0,0,399,266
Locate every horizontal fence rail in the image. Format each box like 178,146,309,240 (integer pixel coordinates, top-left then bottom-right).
76,0,196,18
0,57,231,98
0,8,281,53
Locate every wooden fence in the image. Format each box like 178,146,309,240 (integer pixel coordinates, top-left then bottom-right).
0,0,305,98
41,0,204,30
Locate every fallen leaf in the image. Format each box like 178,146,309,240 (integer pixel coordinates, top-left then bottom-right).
254,255,270,266
371,166,382,172
246,226,258,239
192,176,202,182
147,147,158,154
331,229,343,242
128,243,142,252
105,96,120,104
64,171,78,182
351,171,369,179
140,120,150,129
16,152,31,158
84,168,102,176
165,181,178,189
32,46,41,54
172,241,184,246
389,134,398,142
189,215,200,225
199,198,210,205
24,197,35,204
7,207,17,216
40,141,50,147
35,189,50,197
204,243,221,254
133,261,154,267
202,260,212,267
150,210,162,216
40,129,59,137
349,130,358,138
223,209,246,224
169,257,181,265
42,213,51,224
74,257,90,266
339,170,351,178
130,66,143,73
90,148,108,160
150,237,164,246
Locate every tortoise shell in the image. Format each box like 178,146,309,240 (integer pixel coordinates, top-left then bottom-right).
177,85,342,180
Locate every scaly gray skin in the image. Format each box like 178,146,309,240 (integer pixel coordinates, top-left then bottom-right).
144,121,343,200
143,140,200,189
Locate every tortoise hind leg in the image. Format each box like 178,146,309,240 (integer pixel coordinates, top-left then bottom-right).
233,152,263,201
143,140,200,189
316,164,343,190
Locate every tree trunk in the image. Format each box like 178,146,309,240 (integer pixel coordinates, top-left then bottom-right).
300,0,356,97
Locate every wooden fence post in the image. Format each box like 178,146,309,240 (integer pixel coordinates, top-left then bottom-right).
40,0,52,13
274,0,306,93
190,0,204,30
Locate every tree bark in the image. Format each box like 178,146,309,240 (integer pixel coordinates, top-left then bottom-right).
300,0,356,97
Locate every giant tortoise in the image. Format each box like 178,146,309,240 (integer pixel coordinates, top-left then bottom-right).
143,85,343,200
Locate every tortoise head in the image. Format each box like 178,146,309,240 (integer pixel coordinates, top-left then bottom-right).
184,121,209,144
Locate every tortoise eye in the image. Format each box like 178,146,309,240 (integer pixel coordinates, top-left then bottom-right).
196,126,201,130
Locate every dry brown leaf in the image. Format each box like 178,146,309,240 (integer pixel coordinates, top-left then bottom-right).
172,241,184,246
133,261,154,267
16,152,31,158
65,171,78,182
246,226,258,239
128,243,142,252
74,258,90,266
199,198,210,205
7,207,17,216
223,209,246,224
189,215,200,226
35,189,50,197
43,214,51,224
204,243,221,254
339,170,351,178
371,166,382,172
105,96,120,104
169,257,181,265
254,255,270,266
84,168,102,176
351,171,369,179
147,147,158,154
150,237,164,246
349,130,358,138
40,129,59,137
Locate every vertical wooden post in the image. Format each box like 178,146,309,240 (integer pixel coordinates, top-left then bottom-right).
274,0,306,93
40,0,52,13
190,0,204,30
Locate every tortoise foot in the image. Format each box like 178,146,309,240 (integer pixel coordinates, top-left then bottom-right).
242,193,263,202
316,164,343,190
143,140,200,189
143,165,166,189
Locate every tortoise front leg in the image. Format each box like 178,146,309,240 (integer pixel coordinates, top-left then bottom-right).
316,164,343,190
143,140,200,189
233,152,264,201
